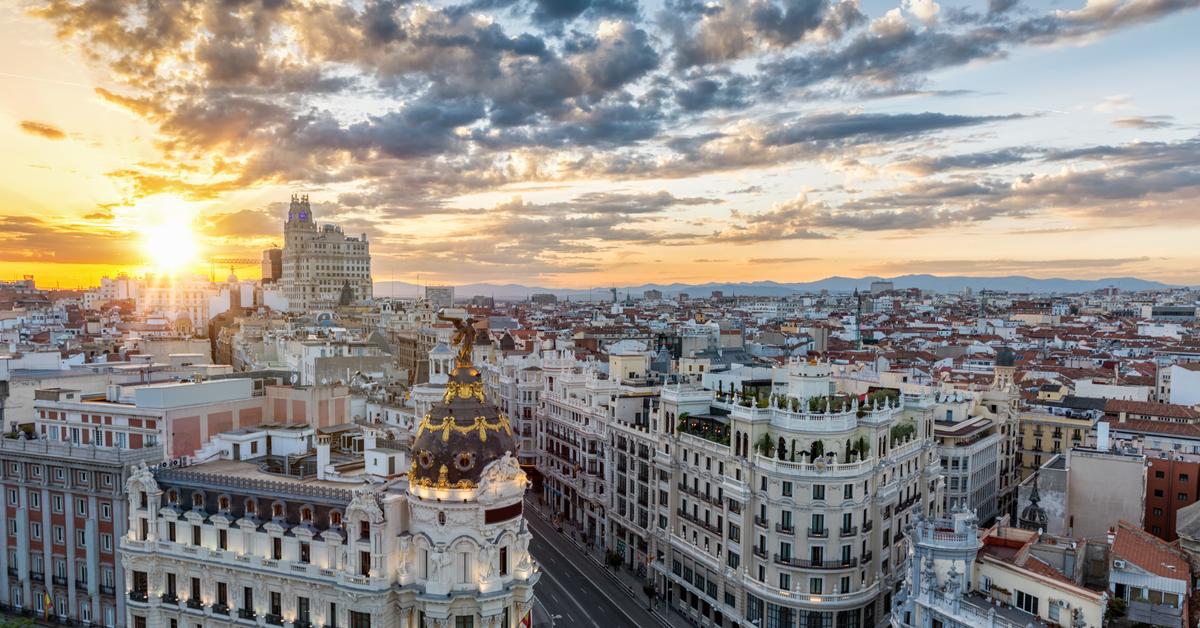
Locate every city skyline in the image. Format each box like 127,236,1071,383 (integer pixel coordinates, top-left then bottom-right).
2,0,1199,288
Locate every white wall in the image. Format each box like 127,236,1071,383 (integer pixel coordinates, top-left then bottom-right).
1169,364,1200,407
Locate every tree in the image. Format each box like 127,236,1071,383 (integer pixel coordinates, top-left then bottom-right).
755,433,775,457
810,439,825,460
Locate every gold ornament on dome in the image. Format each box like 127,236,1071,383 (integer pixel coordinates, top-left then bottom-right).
444,379,486,404
416,413,513,443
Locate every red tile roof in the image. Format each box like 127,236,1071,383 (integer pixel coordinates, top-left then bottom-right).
1112,520,1190,580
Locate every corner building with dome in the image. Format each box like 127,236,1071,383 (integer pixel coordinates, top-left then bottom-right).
119,320,539,628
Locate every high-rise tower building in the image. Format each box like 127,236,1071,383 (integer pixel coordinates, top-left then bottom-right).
280,194,372,312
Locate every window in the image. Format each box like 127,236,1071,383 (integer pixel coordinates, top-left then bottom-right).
77,499,87,516
8,489,19,506
782,482,793,497
1180,493,1189,502
454,618,473,628
270,591,282,617
218,529,227,550
297,597,310,625
54,525,65,545
192,526,201,546
101,502,111,520
810,577,823,594
300,542,310,564
499,547,508,576
52,495,63,513
350,611,371,628
1015,590,1039,615
813,485,825,500
168,522,176,542
779,573,791,590
844,484,853,500
1156,470,1166,478
272,537,282,560
1182,474,1190,482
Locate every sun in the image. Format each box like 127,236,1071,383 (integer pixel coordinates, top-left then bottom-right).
134,197,201,274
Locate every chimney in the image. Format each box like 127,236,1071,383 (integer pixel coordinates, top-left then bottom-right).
316,433,331,480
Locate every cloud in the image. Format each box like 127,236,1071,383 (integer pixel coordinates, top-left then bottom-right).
864,256,1151,274
891,147,1036,175
22,0,1200,280
749,257,819,263
0,215,139,264
1112,115,1175,129
19,120,67,140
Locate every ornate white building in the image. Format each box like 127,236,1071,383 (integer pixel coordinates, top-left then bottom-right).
119,322,538,628
280,195,373,312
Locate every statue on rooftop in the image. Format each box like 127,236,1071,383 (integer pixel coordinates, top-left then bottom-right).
438,310,477,367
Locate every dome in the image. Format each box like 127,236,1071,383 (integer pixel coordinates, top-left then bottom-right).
1018,473,1048,531
410,314,515,490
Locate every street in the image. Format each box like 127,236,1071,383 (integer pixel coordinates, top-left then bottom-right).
525,500,667,628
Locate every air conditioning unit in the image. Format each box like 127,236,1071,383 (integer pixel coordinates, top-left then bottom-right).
1054,599,1069,608
1114,559,1127,568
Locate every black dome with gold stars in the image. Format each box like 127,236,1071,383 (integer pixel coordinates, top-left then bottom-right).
410,316,515,490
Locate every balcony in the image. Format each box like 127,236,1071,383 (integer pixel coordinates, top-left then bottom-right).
839,526,858,538
52,575,68,586
862,520,874,533
6,567,16,577
266,613,284,626
775,523,795,534
31,572,44,583
863,550,873,563
100,585,115,596
238,609,257,620
213,603,230,615
754,516,769,529
161,593,179,606
752,545,768,559
186,598,204,610
129,590,149,603
775,555,858,570
807,528,829,539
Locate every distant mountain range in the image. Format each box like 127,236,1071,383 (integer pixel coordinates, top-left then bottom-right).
373,274,1183,301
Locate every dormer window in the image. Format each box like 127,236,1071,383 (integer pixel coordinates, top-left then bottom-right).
191,493,204,509
300,507,313,523
245,500,257,516
218,496,230,512
167,490,179,505
330,512,343,527
359,521,370,539
272,503,284,519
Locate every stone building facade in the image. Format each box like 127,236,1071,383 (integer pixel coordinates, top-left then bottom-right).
281,195,372,313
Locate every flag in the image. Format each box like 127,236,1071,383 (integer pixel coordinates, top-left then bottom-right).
520,608,532,628
43,592,53,616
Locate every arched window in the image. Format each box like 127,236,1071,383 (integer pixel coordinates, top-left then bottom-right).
272,503,284,519
330,511,343,527
167,490,179,505
245,499,257,515
300,507,313,523
191,493,204,509
218,496,230,512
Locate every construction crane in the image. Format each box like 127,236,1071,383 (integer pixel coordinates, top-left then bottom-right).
208,258,261,283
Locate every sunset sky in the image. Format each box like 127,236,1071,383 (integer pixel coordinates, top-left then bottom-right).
1,0,1198,288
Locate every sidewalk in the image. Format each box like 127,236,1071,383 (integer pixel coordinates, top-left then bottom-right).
525,497,695,628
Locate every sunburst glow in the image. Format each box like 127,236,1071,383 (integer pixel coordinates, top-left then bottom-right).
135,197,201,275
